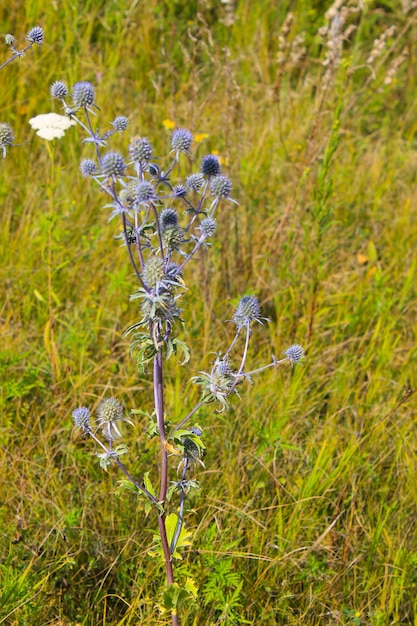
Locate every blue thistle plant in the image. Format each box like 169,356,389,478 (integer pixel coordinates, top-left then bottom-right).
51,80,304,625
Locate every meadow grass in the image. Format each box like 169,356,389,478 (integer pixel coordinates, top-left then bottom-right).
1,0,417,624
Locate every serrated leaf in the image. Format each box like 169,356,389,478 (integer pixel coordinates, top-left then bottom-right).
184,577,198,598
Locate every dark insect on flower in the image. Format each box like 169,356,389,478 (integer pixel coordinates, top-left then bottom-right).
148,163,160,177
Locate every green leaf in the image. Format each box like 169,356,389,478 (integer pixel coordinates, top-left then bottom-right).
143,471,157,498
158,580,198,613
149,514,192,561
166,338,190,364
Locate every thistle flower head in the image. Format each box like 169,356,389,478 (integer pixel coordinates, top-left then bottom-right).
199,217,216,239
80,159,97,177
111,116,129,132
233,295,262,329
0,123,15,156
143,256,165,288
186,173,204,192
50,81,68,99
171,128,193,153
284,344,304,365
129,136,153,162
27,26,44,44
96,397,132,441
101,151,125,178
162,226,184,251
214,358,232,376
160,208,178,229
210,174,233,198
173,184,187,197
72,406,91,433
73,81,95,108
135,181,156,204
202,154,221,177
5,34,15,46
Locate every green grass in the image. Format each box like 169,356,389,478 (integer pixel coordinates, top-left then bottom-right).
1,1,417,624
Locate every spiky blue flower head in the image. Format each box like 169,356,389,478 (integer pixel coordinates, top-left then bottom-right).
233,295,262,329
173,184,187,197
186,173,204,192
284,344,304,365
215,358,232,376
199,217,216,239
171,128,193,153
5,34,15,46
73,81,95,108
210,175,233,198
135,181,156,203
111,116,129,132
72,406,91,432
101,151,125,178
202,154,221,177
27,26,44,44
80,158,97,177
161,208,178,229
129,137,153,162
0,123,15,150
50,81,68,99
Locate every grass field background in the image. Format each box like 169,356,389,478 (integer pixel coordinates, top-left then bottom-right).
1,1,417,624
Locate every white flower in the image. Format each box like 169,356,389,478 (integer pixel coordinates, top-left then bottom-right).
29,113,75,140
